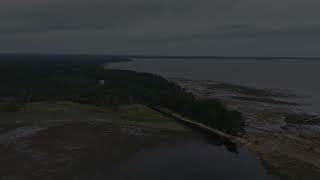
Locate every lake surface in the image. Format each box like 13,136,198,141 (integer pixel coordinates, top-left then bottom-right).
109,139,277,180
108,59,320,114
0,120,278,180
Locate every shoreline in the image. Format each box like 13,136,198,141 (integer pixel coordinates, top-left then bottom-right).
106,62,320,178
148,106,245,144
169,77,320,179
0,101,273,179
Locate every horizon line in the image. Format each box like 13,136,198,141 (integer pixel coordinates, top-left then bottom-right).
1,53,320,60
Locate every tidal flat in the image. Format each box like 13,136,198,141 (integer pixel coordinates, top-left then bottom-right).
0,102,276,180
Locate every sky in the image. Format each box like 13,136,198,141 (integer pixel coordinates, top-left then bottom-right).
0,0,320,56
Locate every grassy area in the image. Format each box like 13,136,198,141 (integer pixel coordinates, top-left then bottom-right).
119,104,173,123
0,102,188,132
24,101,104,112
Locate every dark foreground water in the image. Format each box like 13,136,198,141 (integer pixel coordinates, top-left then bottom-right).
0,120,278,180
109,140,276,180
108,59,320,114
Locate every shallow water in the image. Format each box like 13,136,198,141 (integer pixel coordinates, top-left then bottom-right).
0,121,278,180
109,141,277,180
108,59,320,114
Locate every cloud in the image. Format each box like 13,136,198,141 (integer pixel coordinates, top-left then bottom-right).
0,0,320,55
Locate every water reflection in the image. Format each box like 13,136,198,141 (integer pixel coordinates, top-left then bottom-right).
109,139,276,180
196,129,239,154
0,122,276,180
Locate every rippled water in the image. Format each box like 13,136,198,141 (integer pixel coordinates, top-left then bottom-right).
108,59,320,114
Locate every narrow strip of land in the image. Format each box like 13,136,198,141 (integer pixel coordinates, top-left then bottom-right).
149,106,245,144
118,55,320,60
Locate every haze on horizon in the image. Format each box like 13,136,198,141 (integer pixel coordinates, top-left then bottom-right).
1,0,320,56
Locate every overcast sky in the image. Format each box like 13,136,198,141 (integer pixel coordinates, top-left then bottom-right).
0,0,320,56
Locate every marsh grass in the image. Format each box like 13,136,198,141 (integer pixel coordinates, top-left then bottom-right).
119,104,173,123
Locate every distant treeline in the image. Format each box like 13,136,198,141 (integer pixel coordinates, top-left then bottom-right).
118,55,320,60
0,56,244,132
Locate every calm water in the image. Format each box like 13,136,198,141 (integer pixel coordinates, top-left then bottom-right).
108,59,320,114
109,141,276,180
108,128,277,180
0,121,278,180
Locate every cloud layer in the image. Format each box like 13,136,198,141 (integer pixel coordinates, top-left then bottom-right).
1,0,320,56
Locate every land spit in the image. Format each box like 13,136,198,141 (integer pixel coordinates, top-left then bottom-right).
170,78,320,179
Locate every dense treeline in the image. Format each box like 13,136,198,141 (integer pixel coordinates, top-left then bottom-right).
0,55,244,132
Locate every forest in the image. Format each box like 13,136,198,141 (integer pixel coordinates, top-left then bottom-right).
0,55,244,132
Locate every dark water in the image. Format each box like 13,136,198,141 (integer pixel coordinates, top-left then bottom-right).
107,129,277,180
108,59,320,114
0,121,278,180
109,142,275,180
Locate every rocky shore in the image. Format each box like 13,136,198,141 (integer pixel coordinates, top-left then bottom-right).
170,78,320,179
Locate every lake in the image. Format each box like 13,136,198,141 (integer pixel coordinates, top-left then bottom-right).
109,136,277,180
108,59,320,114
0,116,278,180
